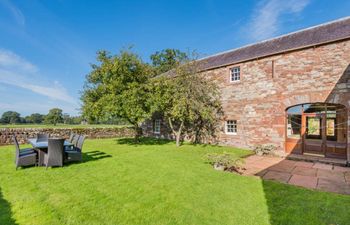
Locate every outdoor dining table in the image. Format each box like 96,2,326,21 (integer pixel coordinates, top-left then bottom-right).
28,138,73,166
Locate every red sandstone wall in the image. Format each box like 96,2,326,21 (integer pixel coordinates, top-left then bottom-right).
203,40,350,155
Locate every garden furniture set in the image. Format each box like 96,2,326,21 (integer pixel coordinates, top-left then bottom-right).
14,133,85,169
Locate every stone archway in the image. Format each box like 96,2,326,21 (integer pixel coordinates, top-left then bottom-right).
285,103,348,159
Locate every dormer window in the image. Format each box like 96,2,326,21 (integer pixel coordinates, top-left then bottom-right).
230,67,240,82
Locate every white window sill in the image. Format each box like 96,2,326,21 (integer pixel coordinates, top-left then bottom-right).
225,132,237,135
229,80,241,83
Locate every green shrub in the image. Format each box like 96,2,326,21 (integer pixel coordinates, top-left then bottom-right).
253,144,276,156
204,152,244,173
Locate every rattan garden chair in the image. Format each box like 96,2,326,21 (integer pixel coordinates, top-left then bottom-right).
65,135,85,162
65,133,75,152
13,135,35,155
13,135,37,169
43,138,65,169
68,133,75,143
71,134,80,147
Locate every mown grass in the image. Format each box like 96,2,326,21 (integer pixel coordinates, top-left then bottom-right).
0,124,130,129
0,138,350,225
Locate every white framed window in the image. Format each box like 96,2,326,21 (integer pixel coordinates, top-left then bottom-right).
154,119,161,134
230,67,240,82
225,120,237,135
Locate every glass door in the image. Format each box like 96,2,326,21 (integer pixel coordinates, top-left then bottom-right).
286,103,347,159
303,113,325,155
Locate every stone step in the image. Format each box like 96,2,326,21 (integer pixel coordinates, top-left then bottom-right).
287,154,347,167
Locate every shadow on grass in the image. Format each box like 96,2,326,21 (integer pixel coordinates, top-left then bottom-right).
116,137,173,146
83,151,112,162
191,142,223,148
0,188,17,225
245,154,350,224
262,179,350,225
64,151,112,166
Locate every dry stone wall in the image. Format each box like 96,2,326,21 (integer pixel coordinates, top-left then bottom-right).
0,127,135,145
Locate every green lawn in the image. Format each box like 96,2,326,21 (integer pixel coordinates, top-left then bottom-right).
0,124,129,129
1,138,350,225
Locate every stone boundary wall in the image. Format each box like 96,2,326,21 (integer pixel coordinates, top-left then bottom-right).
0,127,135,145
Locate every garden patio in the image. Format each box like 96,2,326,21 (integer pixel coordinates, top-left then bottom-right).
1,138,350,225
243,155,350,195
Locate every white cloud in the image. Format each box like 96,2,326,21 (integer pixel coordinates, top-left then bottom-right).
245,0,310,41
0,50,77,105
0,0,25,26
0,49,37,73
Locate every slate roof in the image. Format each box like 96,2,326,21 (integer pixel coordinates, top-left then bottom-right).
199,17,350,71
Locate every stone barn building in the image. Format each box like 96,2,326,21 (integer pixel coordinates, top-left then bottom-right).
144,17,350,164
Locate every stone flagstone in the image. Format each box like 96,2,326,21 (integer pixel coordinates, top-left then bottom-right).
288,174,318,189
317,169,345,182
291,166,317,177
317,179,350,195
312,163,333,170
294,161,314,168
262,171,291,184
242,155,350,195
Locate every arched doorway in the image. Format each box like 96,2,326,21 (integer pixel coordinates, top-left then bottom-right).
285,103,348,159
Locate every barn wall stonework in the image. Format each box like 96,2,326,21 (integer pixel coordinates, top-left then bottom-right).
142,40,350,158
203,40,350,154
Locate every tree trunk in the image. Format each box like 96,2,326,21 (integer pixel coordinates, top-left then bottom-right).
133,124,143,142
194,129,200,144
168,118,184,147
175,132,181,147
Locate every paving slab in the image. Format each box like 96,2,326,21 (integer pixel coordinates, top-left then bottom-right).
278,160,298,167
263,171,291,184
251,160,279,169
288,174,318,189
255,169,269,177
268,163,295,173
291,166,317,177
260,157,284,164
317,178,350,195
312,163,333,170
345,172,350,183
242,167,267,176
317,169,345,182
242,155,350,195
244,155,264,163
294,161,314,168
333,166,350,173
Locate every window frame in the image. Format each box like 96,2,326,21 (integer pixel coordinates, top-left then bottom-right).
153,119,161,134
286,114,302,139
225,120,237,135
326,117,337,141
230,66,241,82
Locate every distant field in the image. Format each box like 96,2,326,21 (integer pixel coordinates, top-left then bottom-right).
0,124,130,129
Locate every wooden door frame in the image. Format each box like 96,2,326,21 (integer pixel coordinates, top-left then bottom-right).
302,112,326,155
285,103,348,159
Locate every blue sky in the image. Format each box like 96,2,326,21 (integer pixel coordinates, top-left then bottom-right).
0,0,349,116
